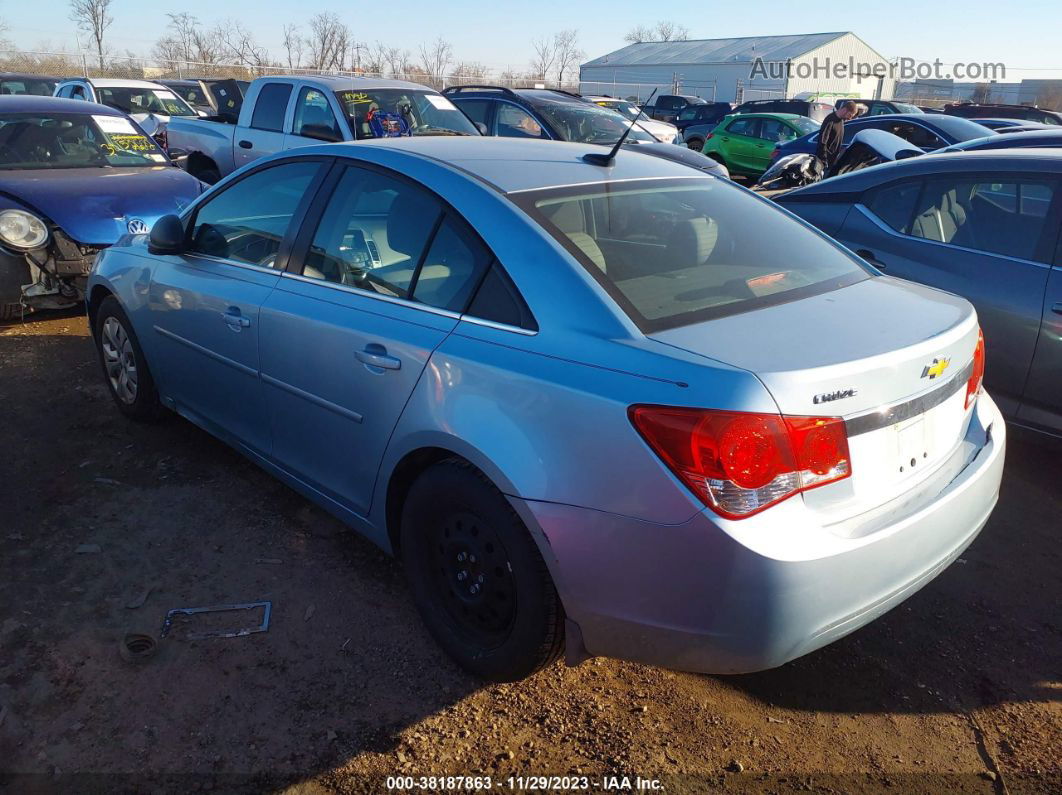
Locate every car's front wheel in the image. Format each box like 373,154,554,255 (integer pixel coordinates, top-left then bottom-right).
400,459,565,681
93,296,164,421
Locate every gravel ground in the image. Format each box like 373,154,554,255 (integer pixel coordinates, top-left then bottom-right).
0,313,1059,794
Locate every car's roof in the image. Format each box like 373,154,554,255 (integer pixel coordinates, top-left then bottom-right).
729,112,806,120
158,78,197,86
0,94,123,114
315,137,712,194
781,148,1062,197
0,72,61,80
278,75,437,91
72,78,169,89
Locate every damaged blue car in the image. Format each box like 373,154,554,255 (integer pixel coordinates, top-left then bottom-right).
0,95,204,320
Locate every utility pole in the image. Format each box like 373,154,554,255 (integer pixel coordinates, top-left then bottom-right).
351,41,366,74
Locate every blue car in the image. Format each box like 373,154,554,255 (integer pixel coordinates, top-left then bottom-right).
935,129,1062,152
775,148,1062,438
87,138,1004,681
771,113,994,165
0,96,204,320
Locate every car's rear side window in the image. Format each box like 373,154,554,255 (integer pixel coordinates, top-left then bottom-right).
516,178,871,331
251,83,292,132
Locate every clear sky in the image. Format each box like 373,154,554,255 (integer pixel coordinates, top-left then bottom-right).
4,0,1061,80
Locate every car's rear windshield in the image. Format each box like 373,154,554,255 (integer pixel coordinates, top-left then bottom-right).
515,177,871,331
0,112,168,169
334,89,477,138
1,78,57,96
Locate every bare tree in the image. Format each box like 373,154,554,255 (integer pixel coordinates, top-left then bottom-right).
624,20,690,44
218,20,269,69
69,0,113,69
529,35,556,82
305,12,350,71
553,30,584,87
971,83,992,104
363,41,391,76
418,37,452,89
283,24,303,69
450,61,489,86
1036,84,1062,111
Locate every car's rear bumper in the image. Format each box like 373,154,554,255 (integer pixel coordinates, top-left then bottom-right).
514,393,1005,674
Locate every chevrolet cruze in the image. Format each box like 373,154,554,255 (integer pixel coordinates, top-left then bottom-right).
87,138,1005,681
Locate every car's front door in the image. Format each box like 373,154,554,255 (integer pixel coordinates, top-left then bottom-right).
754,118,797,173
839,173,1059,416
720,117,762,174
259,163,493,516
147,159,324,452
1019,237,1062,433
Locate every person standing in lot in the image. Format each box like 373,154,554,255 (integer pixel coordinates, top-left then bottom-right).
817,100,859,170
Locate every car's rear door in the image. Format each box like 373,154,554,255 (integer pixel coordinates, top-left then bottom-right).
836,171,1059,416
148,158,326,453
1017,209,1062,434
235,81,294,169
259,161,494,516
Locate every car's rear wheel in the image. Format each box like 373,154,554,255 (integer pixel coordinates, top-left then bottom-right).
686,137,704,151
400,459,564,681
93,296,165,421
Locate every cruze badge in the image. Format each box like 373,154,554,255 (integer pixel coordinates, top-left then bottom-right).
127,218,149,235
921,357,951,380
813,388,857,404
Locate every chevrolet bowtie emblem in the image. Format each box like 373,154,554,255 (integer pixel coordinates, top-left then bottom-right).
921,357,951,380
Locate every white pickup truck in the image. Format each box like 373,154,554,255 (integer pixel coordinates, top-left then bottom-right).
165,75,480,183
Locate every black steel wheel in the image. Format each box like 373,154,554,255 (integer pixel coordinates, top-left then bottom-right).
401,459,564,681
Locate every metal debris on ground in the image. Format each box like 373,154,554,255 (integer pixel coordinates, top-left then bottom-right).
160,601,272,640
125,585,156,610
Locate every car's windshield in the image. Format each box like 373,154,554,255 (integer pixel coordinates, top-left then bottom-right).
333,89,477,137
598,100,641,120
0,112,169,169
517,178,870,331
535,101,654,144
95,87,198,117
1,78,57,96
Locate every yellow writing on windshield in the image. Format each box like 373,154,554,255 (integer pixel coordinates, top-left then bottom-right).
107,133,156,152
340,92,373,104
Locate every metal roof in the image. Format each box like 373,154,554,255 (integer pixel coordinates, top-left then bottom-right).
582,32,850,68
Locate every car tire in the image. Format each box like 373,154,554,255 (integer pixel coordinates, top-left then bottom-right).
686,137,704,151
93,296,165,422
0,255,30,323
400,458,565,682
196,167,221,186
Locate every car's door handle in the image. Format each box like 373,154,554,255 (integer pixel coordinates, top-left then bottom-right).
356,345,401,371
856,249,886,269
1053,302,1062,315
222,307,251,330
238,140,253,149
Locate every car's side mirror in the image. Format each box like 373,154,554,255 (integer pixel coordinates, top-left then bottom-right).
474,121,488,135
148,214,186,255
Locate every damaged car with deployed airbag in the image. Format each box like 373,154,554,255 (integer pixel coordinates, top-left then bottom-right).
0,95,204,320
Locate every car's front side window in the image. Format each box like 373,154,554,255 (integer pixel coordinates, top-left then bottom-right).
250,83,293,132
187,161,319,267
294,88,342,141
496,103,544,139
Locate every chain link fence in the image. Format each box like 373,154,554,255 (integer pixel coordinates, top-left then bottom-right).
0,50,585,93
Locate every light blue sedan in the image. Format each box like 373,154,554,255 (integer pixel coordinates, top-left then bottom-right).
87,138,1005,681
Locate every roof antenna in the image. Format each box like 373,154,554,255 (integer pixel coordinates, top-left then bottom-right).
583,88,657,166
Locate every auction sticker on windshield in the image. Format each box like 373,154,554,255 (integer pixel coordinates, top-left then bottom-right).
93,115,139,134
424,94,457,110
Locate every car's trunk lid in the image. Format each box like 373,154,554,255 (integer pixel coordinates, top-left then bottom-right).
649,276,981,524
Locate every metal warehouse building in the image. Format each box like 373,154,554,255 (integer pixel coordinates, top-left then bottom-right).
579,32,894,104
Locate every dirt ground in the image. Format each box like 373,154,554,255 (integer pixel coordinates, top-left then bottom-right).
1,313,1059,794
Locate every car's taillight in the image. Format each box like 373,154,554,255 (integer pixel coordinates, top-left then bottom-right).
704,132,714,141
770,147,781,160
965,328,985,409
629,406,851,520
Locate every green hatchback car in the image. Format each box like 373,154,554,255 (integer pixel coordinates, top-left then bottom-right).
701,113,820,178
